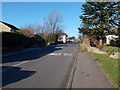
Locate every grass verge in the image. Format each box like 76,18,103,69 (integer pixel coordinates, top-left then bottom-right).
102,46,120,53
89,52,119,88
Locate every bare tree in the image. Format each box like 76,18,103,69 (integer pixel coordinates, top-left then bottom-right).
23,24,42,34
45,9,63,34
55,25,64,34
17,29,34,37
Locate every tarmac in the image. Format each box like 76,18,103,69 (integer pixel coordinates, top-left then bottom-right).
1,45,113,88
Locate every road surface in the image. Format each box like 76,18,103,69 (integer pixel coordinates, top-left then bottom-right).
2,42,79,88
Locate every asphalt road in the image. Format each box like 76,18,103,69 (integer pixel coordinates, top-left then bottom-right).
2,42,79,88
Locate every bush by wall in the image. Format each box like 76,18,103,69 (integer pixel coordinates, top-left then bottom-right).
2,32,28,48
2,32,47,48
46,34,58,43
115,38,120,47
30,35,46,47
110,38,120,47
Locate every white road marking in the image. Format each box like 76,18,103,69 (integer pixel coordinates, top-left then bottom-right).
48,53,72,56
1,61,29,72
13,61,29,67
48,53,55,56
64,53,72,56
58,53,62,56
69,53,72,56
64,53,68,56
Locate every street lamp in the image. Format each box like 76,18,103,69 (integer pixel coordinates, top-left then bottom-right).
41,18,45,38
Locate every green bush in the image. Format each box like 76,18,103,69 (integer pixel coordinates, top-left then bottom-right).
110,40,116,47
2,32,28,48
2,32,46,48
80,43,87,52
30,35,46,47
115,38,120,47
46,34,58,43
96,45,104,50
109,38,120,47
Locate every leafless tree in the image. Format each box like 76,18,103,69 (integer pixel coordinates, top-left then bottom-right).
18,29,34,37
18,24,42,37
44,9,63,34
55,25,64,34
23,24,42,34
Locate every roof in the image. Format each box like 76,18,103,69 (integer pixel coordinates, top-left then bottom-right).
0,21,20,30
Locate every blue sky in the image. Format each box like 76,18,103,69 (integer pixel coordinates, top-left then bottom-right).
2,2,85,37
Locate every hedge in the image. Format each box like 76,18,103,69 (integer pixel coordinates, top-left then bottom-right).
46,34,58,43
2,32,28,48
2,32,46,48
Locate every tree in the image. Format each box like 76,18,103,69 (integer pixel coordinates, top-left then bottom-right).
79,1,120,45
23,24,42,34
18,24,42,37
55,25,64,34
78,23,91,36
45,9,63,34
46,33,58,43
17,29,34,37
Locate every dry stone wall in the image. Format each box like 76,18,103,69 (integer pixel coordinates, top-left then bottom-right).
87,46,120,59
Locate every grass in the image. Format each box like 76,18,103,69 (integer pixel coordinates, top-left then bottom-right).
89,52,119,88
102,46,120,53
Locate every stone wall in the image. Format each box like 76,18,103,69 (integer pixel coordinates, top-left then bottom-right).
109,52,120,59
87,46,120,60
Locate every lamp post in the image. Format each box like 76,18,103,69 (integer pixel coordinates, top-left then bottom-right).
41,18,45,38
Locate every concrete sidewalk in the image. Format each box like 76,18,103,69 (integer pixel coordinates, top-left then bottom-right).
71,51,112,88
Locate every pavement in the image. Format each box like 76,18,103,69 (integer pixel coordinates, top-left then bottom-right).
71,51,112,88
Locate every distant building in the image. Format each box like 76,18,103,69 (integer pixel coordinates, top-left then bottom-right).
58,33,68,43
106,26,119,44
106,35,118,44
67,36,75,42
0,21,19,32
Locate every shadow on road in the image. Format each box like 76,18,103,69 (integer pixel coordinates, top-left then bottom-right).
1,44,66,87
2,66,36,87
2,45,62,63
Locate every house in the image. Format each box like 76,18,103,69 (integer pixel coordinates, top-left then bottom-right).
58,33,68,43
67,36,75,42
106,26,119,44
0,21,19,32
106,35,118,44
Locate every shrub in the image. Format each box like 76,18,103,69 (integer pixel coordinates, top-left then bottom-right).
2,32,28,48
108,37,120,47
96,45,104,50
80,43,87,52
90,38,99,47
2,31,47,49
115,38,120,47
30,35,46,47
17,29,34,37
46,34,58,43
110,40,116,47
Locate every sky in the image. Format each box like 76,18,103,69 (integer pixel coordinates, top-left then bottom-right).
2,2,85,37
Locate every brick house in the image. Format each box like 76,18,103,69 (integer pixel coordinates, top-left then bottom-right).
0,21,19,32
